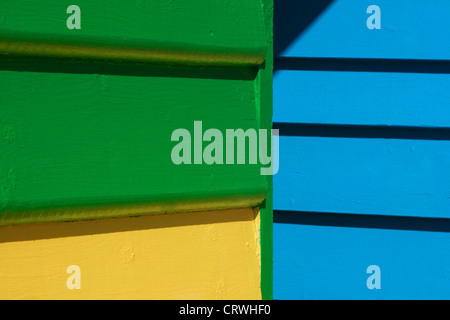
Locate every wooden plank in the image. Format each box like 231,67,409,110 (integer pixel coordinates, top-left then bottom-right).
274,212,450,299
276,0,450,60
0,207,261,299
0,0,266,67
0,69,267,225
274,70,450,127
274,136,450,218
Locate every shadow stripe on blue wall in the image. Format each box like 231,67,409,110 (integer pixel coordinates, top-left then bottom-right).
274,210,450,233
273,122,450,141
274,57,450,74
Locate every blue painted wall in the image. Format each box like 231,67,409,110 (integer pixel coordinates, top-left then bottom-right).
273,0,450,299
276,0,450,59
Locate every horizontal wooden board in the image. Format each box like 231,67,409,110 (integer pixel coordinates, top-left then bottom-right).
0,69,266,225
0,0,266,66
0,207,261,299
275,0,450,60
274,136,450,218
273,70,450,127
274,212,450,299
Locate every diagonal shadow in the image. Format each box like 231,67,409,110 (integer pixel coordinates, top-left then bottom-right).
0,207,256,243
274,0,335,58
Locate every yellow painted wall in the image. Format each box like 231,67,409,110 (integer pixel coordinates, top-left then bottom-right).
0,207,261,299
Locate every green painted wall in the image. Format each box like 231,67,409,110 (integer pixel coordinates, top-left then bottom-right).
0,69,267,223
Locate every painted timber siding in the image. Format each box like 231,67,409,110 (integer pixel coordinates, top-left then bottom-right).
0,69,266,223
0,0,267,66
273,0,450,299
0,0,273,299
276,0,450,59
0,208,262,300
274,212,450,300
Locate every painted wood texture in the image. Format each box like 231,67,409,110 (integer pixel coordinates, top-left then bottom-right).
275,136,450,218
274,212,450,299
276,0,450,59
0,0,273,299
273,0,450,299
0,207,261,299
0,69,267,225
259,0,274,300
274,70,450,127
0,0,266,66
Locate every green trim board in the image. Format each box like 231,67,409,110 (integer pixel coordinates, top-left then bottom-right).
259,0,274,300
0,36,265,68
0,0,266,67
